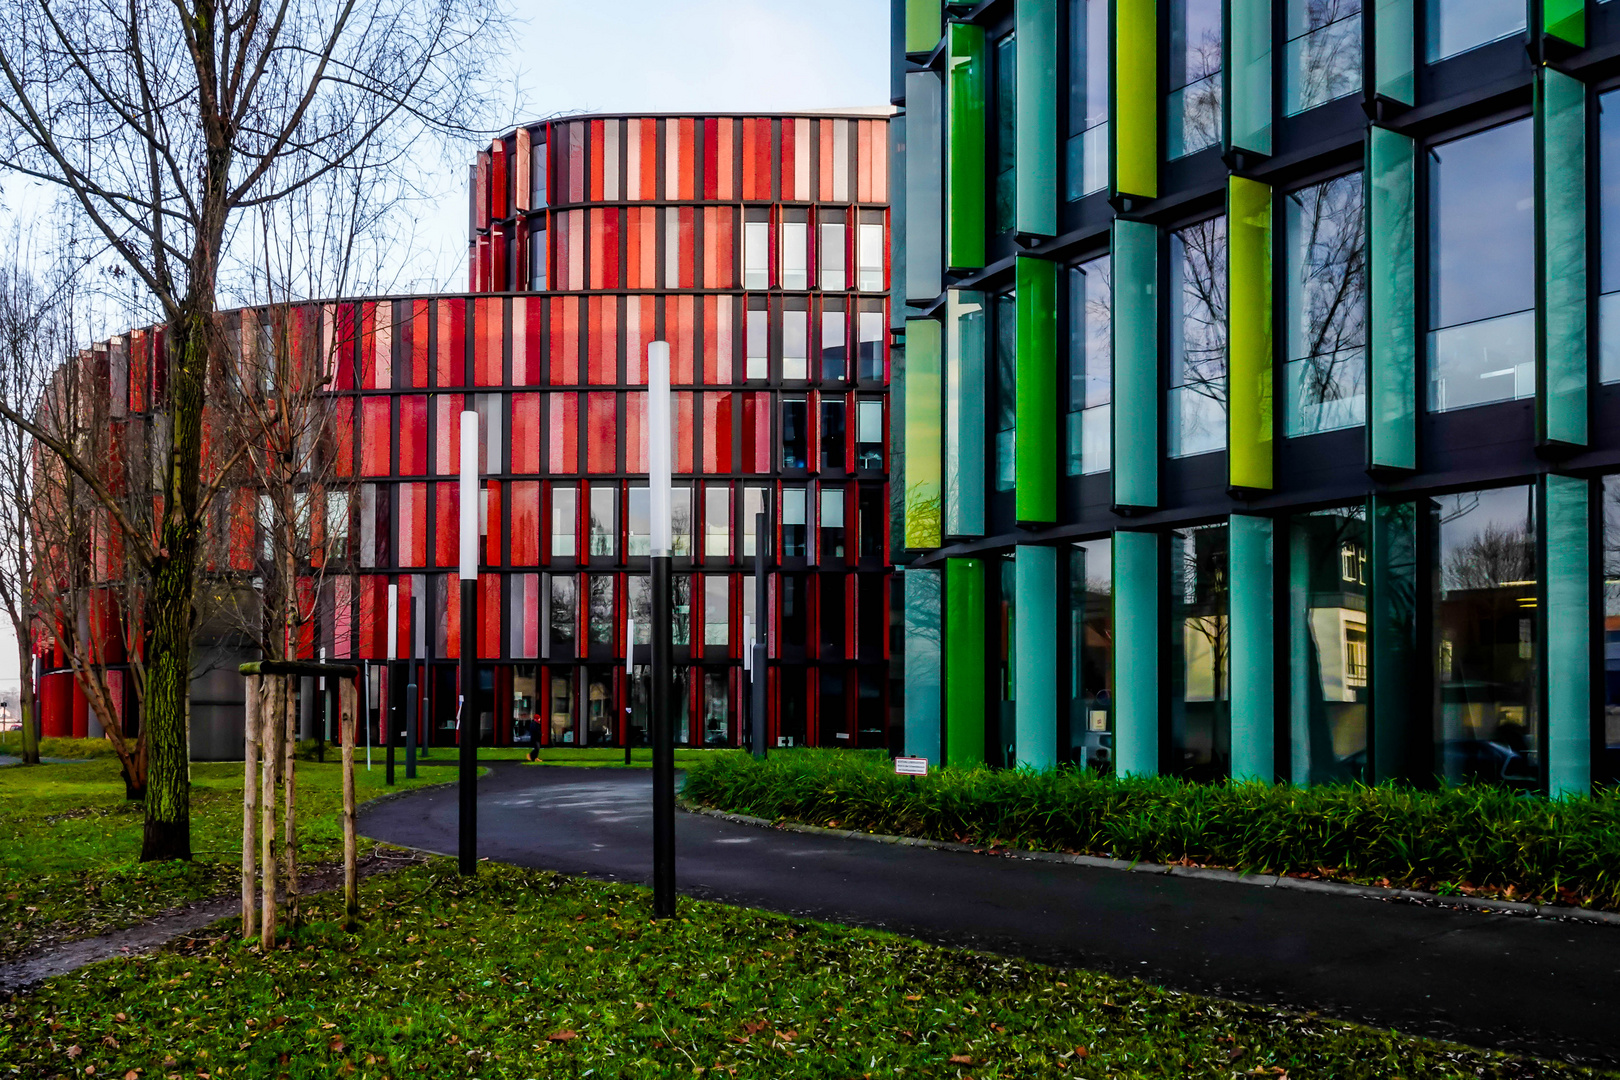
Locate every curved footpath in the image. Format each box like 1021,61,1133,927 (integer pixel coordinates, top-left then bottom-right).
360,763,1620,1066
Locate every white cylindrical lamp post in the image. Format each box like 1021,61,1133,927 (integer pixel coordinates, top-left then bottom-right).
458,410,479,876
647,341,676,918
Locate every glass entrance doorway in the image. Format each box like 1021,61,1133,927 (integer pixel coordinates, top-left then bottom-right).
585,668,616,746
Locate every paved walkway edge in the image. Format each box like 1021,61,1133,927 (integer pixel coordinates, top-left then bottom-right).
680,803,1620,928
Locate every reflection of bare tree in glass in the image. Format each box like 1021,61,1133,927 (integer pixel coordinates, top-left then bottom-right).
904,489,942,550
1181,531,1229,707
588,574,614,643
1442,524,1534,593
550,577,576,651
1182,36,1224,154
1290,175,1366,408
1292,0,1363,111
1175,218,1228,448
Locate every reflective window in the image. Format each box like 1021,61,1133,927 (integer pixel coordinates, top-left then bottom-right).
551,484,576,558
1285,0,1362,116
858,217,885,291
704,485,730,559
994,292,1017,491
858,485,884,557
857,306,885,381
629,575,651,643
746,302,768,380
627,484,649,556
821,399,846,471
995,33,1017,233
673,574,691,645
1600,91,1620,382
703,671,731,746
1168,217,1227,457
1428,119,1534,413
1171,523,1229,781
781,397,808,470
819,214,847,290
742,486,767,557
783,305,809,381
1600,478,1620,768
588,575,614,644
781,574,808,649
856,400,883,470
531,138,547,208
1288,506,1369,784
1066,0,1109,200
821,487,846,559
670,486,693,557
782,214,809,290
1433,486,1539,788
705,575,729,646
1284,173,1366,435
1067,255,1111,475
821,303,847,381
1168,0,1222,158
529,226,547,290
996,555,1016,767
783,487,808,557
588,485,616,557
1069,538,1113,771
1426,0,1524,63
547,573,576,657
743,214,769,289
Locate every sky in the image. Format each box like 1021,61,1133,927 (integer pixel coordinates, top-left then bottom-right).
0,0,893,687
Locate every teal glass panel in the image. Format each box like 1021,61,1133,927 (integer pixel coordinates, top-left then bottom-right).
1373,0,1413,105
1171,522,1230,780
905,72,944,303
994,292,1017,493
890,114,908,323
904,568,944,764
1069,538,1113,770
1288,506,1369,786
947,22,988,270
1229,514,1274,782
995,554,1017,768
1113,530,1159,776
903,318,943,549
1016,0,1058,235
1226,0,1272,156
1537,68,1589,450
1367,127,1416,473
1111,218,1159,509
1015,544,1058,770
945,557,987,767
1370,495,1419,782
945,290,987,538
1015,257,1058,524
1544,475,1591,797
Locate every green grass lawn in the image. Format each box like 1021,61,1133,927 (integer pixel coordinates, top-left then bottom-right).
3,859,1606,1080
0,757,444,963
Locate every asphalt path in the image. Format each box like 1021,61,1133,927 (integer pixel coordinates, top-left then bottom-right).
361,763,1620,1065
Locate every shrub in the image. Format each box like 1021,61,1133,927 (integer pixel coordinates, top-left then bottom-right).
681,750,1620,910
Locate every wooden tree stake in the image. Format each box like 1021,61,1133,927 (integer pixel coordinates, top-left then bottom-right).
260,673,281,950
341,677,359,930
242,674,259,940
283,673,299,928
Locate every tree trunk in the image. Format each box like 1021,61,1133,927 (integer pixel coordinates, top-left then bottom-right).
13,634,37,765
282,673,299,929
341,678,358,931
242,675,259,940
260,673,281,950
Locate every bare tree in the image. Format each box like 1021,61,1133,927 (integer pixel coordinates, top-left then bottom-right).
0,0,505,859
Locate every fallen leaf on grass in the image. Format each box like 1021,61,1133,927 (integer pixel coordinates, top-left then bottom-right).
547,1030,577,1042
949,1054,974,1064
66,1046,82,1059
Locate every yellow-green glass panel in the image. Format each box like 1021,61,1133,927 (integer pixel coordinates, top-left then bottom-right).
1228,175,1273,492
904,318,943,549
1112,0,1158,200
906,0,943,54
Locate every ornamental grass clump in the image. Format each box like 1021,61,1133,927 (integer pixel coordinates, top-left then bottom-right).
679,750,1620,910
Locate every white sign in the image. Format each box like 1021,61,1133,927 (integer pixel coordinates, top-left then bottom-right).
894,756,929,776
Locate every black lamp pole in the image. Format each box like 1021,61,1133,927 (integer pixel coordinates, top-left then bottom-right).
458,410,480,877
648,340,676,918
752,509,770,759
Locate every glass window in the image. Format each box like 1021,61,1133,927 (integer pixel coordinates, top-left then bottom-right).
1284,173,1366,435
856,400,883,470
1067,255,1112,476
783,487,808,557
994,292,1017,491
704,575,729,646
783,306,809,381
588,575,614,644
995,33,1018,233
858,217,885,291
628,574,651,643
1069,538,1113,771
857,306,884,381
627,485,649,556
1171,522,1230,780
1285,0,1362,116
1428,119,1534,413
746,302,768,381
673,574,691,646
821,399,846,471
703,670,730,745
530,226,547,290
819,214,847,290
1066,0,1110,200
551,484,576,558
744,216,769,290
858,485,884,558
671,485,692,557
326,490,350,559
1426,0,1525,63
821,303,847,381
782,215,808,290
1168,0,1223,159
742,486,767,557
1288,506,1369,785
821,487,846,559
547,573,576,657
782,397,808,470
705,485,730,559
1434,486,1539,788
1600,91,1620,382
531,138,548,208
588,484,616,557
781,573,808,649
1601,478,1620,771
1168,217,1227,457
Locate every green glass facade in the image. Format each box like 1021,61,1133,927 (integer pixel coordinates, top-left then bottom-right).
889,0,1620,793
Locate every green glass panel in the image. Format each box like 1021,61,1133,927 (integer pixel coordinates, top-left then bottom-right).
1537,67,1588,450
1545,474,1591,797
1229,514,1274,782
1113,529,1159,776
947,21,988,270
1545,0,1584,47
945,556,987,767
1111,218,1159,510
1226,0,1272,156
1016,0,1058,236
1370,495,1420,782
1015,258,1058,524
1367,127,1416,474
1015,544,1058,770
1373,0,1414,106
904,568,944,763
903,318,943,549
945,290,986,538
1227,175,1273,492
905,72,944,303
1112,0,1158,200
906,0,943,54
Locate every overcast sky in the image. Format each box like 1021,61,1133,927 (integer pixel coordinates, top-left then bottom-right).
0,0,892,687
